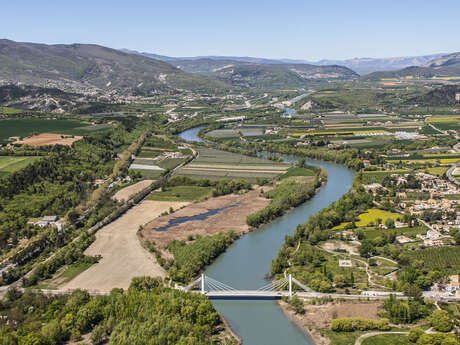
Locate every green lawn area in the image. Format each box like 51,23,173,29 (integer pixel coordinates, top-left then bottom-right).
334,209,401,229
280,167,316,179
158,158,188,170
56,260,96,284
0,156,41,177
361,333,410,345
0,118,106,143
320,330,362,345
147,186,213,201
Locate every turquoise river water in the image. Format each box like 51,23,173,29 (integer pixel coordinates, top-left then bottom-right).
178,127,354,345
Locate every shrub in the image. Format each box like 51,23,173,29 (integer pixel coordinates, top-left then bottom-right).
408,328,424,343
429,310,453,332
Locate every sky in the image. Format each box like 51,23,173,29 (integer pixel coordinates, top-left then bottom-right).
2,0,460,61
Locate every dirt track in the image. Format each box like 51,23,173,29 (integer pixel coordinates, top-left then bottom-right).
62,200,188,291
142,188,270,254
112,180,153,202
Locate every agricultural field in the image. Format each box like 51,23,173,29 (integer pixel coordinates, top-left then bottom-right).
360,170,410,184
175,147,290,181
280,167,317,179
129,135,192,178
147,185,213,201
333,208,401,230
0,106,23,115
362,225,427,241
0,118,109,143
0,156,41,178
207,128,264,138
406,246,460,274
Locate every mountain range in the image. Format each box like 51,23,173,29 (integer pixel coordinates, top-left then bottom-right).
0,39,230,95
362,52,460,81
122,49,448,75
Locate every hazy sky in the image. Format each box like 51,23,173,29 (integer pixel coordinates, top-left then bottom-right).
2,0,459,60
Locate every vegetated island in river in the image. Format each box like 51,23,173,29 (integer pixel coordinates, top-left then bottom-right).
139,161,327,285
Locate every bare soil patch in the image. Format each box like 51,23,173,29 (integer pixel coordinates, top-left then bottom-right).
141,188,270,254
322,240,359,255
13,133,82,147
279,300,383,345
62,200,188,291
112,180,153,202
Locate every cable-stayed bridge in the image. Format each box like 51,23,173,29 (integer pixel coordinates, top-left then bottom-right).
183,274,408,300
184,274,317,300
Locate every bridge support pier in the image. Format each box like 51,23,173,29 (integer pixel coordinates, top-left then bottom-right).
289,274,292,297
201,274,205,294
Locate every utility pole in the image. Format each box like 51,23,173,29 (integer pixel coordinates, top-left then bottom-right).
201,274,205,294
289,274,292,297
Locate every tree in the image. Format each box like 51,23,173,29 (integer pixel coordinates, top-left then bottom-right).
289,296,305,314
358,240,375,258
385,218,395,229
90,324,106,345
430,310,453,332
408,328,424,343
454,232,460,245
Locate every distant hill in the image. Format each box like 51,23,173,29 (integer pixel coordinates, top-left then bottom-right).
361,52,460,81
0,84,96,113
315,54,445,75
122,51,358,88
407,85,460,107
0,84,131,114
209,63,358,89
0,39,231,95
124,50,449,75
424,52,460,68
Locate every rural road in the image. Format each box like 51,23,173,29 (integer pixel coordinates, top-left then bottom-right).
354,331,409,345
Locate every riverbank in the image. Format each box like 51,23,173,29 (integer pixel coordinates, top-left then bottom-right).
180,126,356,345
221,314,243,345
277,299,383,345
141,187,271,254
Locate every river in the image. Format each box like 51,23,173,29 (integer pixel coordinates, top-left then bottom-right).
178,127,355,345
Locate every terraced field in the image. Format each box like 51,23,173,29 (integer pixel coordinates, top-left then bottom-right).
175,147,290,181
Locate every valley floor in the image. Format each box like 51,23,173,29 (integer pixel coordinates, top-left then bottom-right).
62,200,188,291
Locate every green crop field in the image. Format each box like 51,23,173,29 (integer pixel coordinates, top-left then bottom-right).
0,118,105,143
0,106,23,115
147,186,213,201
363,226,427,240
407,246,460,274
157,158,188,170
280,167,316,179
175,147,290,181
0,156,41,178
360,170,410,184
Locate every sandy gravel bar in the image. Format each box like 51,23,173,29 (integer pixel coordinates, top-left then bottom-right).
142,189,270,251
112,180,154,202
63,200,188,291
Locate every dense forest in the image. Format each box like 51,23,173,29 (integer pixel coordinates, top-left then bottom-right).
0,277,236,345
0,117,154,286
